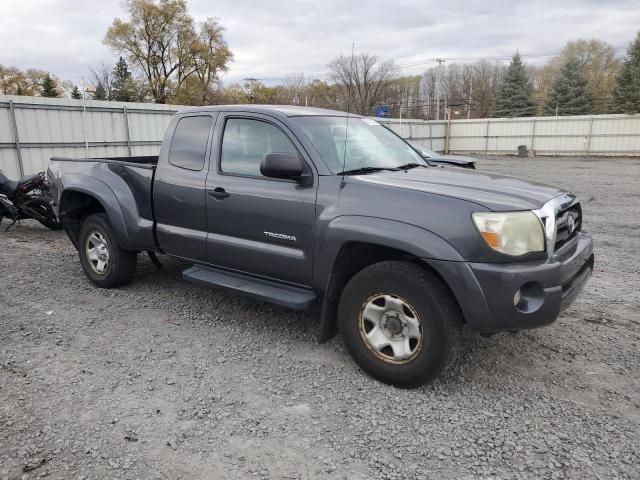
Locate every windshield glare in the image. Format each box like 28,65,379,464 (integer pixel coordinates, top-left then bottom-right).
296,116,426,173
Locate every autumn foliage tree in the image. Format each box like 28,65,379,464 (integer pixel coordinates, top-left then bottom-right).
104,0,232,104
0,65,48,96
534,40,621,113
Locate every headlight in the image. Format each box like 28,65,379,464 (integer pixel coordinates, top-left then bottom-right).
472,211,545,256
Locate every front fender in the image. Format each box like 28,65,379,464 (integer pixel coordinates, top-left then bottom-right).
313,215,465,343
313,215,464,292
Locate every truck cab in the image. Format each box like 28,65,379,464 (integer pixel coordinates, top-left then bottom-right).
48,105,594,388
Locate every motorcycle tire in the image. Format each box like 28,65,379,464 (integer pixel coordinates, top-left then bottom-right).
23,197,63,230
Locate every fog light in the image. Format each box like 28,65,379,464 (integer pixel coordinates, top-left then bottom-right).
514,282,545,314
514,289,522,307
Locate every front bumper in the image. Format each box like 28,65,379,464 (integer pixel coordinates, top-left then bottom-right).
428,231,594,333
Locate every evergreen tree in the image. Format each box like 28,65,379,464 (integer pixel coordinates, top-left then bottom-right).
41,73,59,98
613,31,640,114
93,82,107,100
490,53,535,117
111,56,136,102
71,85,82,99
544,56,593,116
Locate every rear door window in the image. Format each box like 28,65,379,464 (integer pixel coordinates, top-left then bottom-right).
169,116,213,171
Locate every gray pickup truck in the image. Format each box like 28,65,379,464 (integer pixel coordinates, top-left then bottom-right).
47,105,594,387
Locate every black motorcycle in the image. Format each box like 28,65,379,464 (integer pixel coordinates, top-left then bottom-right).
0,170,62,231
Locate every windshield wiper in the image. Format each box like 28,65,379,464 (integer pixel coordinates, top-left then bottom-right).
340,166,399,175
395,162,428,170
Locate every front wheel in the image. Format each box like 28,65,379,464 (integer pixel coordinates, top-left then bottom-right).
338,261,462,388
78,213,137,288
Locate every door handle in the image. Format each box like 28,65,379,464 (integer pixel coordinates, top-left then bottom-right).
208,187,230,200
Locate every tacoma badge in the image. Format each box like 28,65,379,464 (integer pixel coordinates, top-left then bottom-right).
264,231,297,242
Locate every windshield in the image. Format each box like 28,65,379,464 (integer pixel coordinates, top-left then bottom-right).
296,116,426,174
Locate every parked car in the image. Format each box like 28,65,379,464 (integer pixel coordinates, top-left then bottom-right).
416,147,477,169
47,106,594,388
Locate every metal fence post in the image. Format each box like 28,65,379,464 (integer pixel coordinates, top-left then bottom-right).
445,111,451,154
428,122,433,150
8,100,25,177
530,119,537,156
484,120,490,155
123,105,132,156
586,116,594,157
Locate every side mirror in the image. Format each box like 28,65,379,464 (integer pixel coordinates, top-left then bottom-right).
260,153,311,185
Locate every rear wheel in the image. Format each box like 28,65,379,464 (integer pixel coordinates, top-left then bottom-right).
78,213,137,288
338,261,462,388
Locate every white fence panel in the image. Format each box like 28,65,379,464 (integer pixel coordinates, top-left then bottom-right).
1,95,639,181
0,95,185,177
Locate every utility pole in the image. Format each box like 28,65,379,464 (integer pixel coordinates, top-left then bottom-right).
467,81,473,119
431,58,446,120
243,77,261,103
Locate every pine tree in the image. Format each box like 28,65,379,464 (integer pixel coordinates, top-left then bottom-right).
71,85,82,99
544,56,593,116
613,31,640,114
93,82,107,100
111,57,136,102
490,53,535,117
41,73,59,98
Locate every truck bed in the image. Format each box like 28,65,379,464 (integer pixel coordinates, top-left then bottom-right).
50,155,159,166
48,155,159,252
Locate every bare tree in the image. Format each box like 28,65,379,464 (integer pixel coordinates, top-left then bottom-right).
328,53,396,115
282,74,306,105
89,61,114,100
381,76,423,118
422,61,505,119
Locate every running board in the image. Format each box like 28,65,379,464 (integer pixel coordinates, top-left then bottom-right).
182,265,317,310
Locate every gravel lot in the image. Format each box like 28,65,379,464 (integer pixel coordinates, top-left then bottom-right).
1,156,639,480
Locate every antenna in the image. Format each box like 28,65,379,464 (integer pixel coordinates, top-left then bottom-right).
341,42,355,178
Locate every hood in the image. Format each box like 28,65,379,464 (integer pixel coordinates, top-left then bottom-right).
353,166,565,211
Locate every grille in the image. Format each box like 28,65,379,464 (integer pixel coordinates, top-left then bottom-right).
554,203,581,251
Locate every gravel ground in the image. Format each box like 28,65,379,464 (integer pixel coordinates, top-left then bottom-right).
1,156,639,480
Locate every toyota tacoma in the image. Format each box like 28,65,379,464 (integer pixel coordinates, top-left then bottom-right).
47,106,594,387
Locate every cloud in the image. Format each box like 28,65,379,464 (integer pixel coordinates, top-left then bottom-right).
1,0,639,86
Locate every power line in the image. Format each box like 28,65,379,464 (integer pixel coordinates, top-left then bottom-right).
395,46,629,70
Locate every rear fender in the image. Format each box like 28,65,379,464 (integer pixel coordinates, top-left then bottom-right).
59,175,131,250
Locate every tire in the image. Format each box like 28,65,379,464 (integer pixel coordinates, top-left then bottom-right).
23,196,63,230
78,213,137,288
338,261,462,388
37,215,63,230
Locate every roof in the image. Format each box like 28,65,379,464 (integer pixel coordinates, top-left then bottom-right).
177,104,359,118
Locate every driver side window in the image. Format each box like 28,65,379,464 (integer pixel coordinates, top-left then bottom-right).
220,118,298,176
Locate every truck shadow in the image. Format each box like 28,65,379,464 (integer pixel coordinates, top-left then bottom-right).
132,252,321,341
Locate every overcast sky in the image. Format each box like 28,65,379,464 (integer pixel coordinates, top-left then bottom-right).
1,0,639,86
